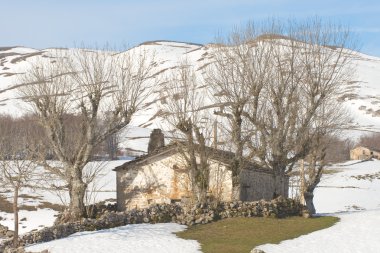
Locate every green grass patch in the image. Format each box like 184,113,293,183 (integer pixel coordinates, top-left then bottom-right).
177,216,339,253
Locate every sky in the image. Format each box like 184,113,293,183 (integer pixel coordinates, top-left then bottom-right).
2,0,380,56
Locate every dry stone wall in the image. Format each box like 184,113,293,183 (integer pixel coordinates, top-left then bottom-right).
1,197,303,249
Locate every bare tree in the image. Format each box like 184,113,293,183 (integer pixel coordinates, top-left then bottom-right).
17,47,155,221
160,62,213,203
299,96,350,214
205,18,355,202
236,19,354,199
298,136,327,214
205,24,274,200
0,116,40,247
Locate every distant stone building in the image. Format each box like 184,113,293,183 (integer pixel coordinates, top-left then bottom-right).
114,129,289,211
350,146,380,160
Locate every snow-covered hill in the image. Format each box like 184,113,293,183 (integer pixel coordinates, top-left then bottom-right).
0,42,205,152
1,40,380,152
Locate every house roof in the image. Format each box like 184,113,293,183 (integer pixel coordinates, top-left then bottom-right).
114,141,273,175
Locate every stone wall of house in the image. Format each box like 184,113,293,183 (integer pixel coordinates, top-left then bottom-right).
0,197,303,249
350,147,370,160
117,153,233,211
206,160,232,202
240,170,289,201
117,154,193,211
116,153,289,212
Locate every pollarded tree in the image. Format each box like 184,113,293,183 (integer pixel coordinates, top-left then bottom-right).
205,18,355,201
160,62,213,203
205,23,274,200
17,47,156,221
244,18,355,198
298,95,350,214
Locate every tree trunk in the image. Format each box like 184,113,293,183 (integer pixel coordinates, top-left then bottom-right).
68,166,87,221
231,167,240,201
197,184,207,204
299,159,306,204
13,186,19,248
303,191,316,215
231,182,240,201
196,171,209,204
272,171,285,199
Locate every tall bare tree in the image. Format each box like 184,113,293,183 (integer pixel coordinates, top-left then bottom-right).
298,93,350,214
160,62,213,203
299,136,327,214
205,18,355,201
205,24,274,200
17,47,155,221
244,19,354,198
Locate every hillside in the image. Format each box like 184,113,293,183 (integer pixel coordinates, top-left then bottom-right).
1,41,380,153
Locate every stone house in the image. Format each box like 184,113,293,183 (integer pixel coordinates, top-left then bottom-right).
350,146,380,160
114,129,289,211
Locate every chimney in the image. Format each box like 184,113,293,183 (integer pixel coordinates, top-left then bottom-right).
148,129,165,154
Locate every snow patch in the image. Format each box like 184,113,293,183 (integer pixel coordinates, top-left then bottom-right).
26,223,201,253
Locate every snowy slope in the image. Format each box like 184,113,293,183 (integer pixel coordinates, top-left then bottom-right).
343,53,380,136
2,41,380,152
256,160,380,253
258,210,380,253
315,160,380,213
26,223,201,253
0,46,41,115
0,42,205,152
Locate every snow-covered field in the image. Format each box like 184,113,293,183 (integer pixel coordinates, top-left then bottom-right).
257,160,380,253
27,223,201,253
15,160,380,253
